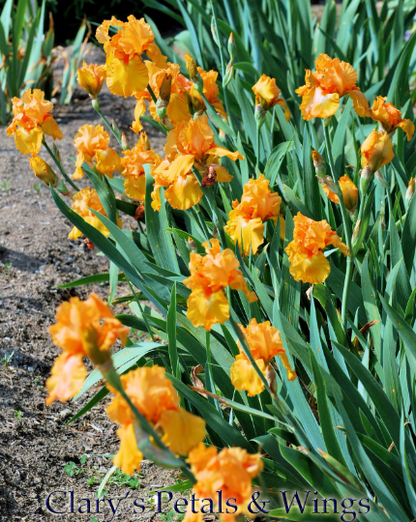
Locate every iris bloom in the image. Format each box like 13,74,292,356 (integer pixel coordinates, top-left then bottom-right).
296,54,362,120
151,115,242,211
285,212,349,285
6,89,62,156
77,61,106,98
352,95,415,141
132,61,191,133
121,132,161,200
252,74,290,121
72,124,122,179
231,319,296,396
96,16,165,97
183,239,257,330
183,443,263,522
46,294,128,405
361,130,394,173
106,365,206,474
68,187,123,240
225,175,283,255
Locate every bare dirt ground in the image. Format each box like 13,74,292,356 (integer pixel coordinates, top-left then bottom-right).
0,47,184,522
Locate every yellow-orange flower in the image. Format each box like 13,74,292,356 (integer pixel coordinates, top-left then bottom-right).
121,132,161,201
107,365,206,474
152,115,241,211
285,212,349,285
320,174,358,213
231,319,296,396
360,130,394,172
77,61,106,98
351,94,415,141
225,175,282,255
96,16,164,97
184,444,263,522
296,54,360,120
252,75,290,121
6,89,62,156
72,124,122,179
46,293,128,405
68,187,123,240
132,61,191,133
183,239,257,330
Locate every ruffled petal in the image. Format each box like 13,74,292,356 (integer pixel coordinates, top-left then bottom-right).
106,53,149,97
45,353,87,405
230,355,266,396
186,289,230,331
165,174,203,210
159,408,206,455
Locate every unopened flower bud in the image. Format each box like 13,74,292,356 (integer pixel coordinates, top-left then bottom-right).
211,17,220,47
201,165,216,187
29,156,58,186
312,150,325,177
134,203,145,221
140,131,151,151
187,237,197,250
121,132,129,151
375,169,389,189
223,60,234,87
360,166,374,194
352,218,361,243
156,98,169,120
185,52,198,81
228,33,236,61
266,364,277,396
255,103,267,129
406,177,415,203
159,73,172,102
53,143,62,165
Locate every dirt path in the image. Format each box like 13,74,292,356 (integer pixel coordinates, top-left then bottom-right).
0,61,183,520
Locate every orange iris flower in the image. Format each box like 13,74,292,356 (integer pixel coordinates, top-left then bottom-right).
46,293,129,405
360,130,394,172
285,212,349,285
6,89,62,156
352,95,415,141
183,239,257,330
231,319,296,396
77,61,106,98
121,132,161,201
252,74,290,121
151,115,242,211
72,124,122,179
225,174,283,255
96,16,166,97
132,61,191,133
68,187,123,240
296,54,362,120
106,365,206,474
183,444,263,522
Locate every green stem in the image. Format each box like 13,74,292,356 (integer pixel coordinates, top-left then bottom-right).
256,125,261,174
42,139,80,192
92,102,123,147
210,0,234,133
323,123,354,333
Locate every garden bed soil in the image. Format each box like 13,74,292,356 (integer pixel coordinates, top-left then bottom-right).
0,47,185,521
